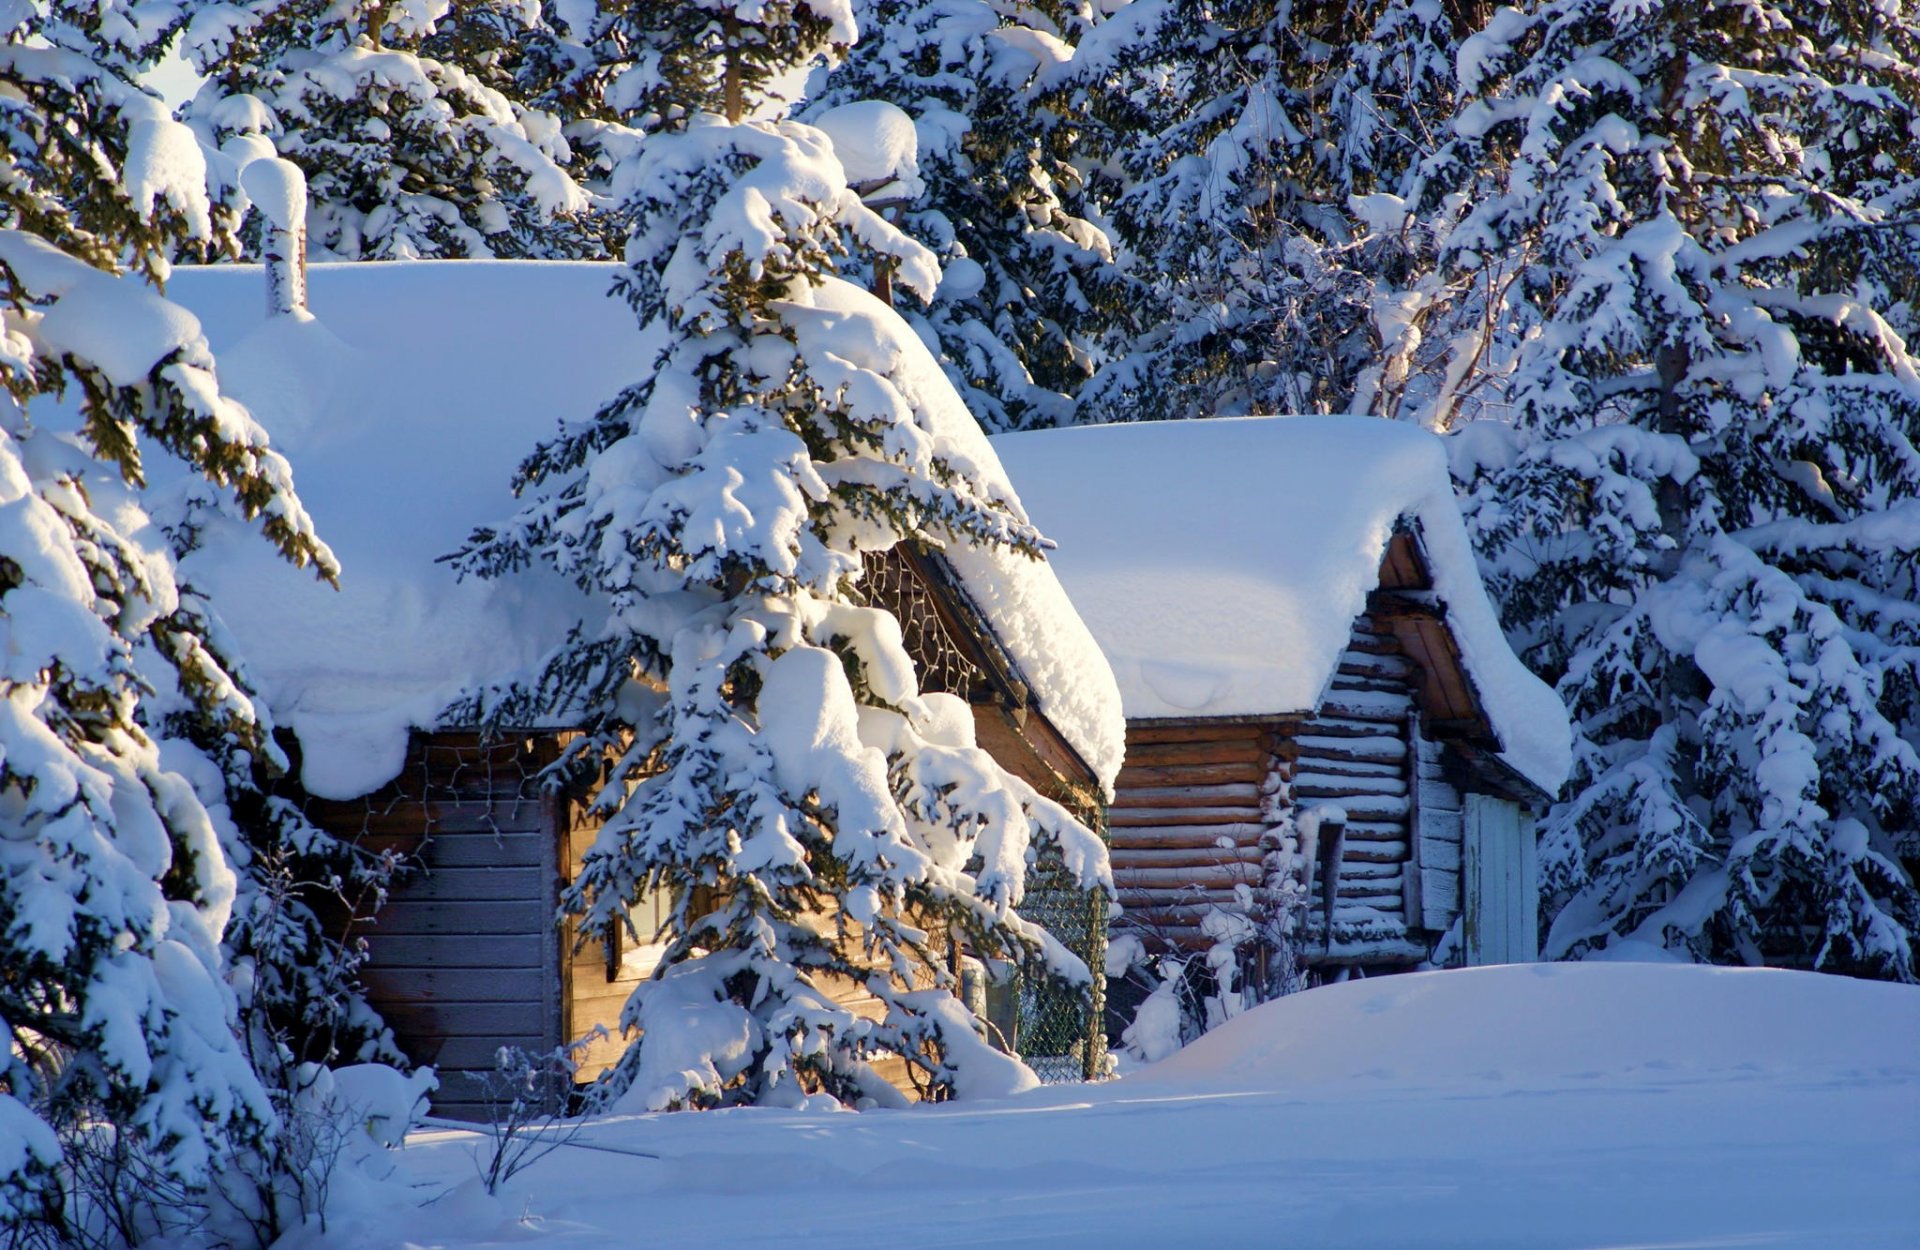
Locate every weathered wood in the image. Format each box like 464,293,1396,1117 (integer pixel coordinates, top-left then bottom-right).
1113,806,1259,825
1110,845,1266,868
1116,762,1265,787
1113,865,1265,890
1297,793,1410,821
361,934,548,969
1419,776,1464,815
1292,773,1409,798
1317,688,1417,722
1404,712,1426,925
1108,824,1268,847
1296,715,1409,739
1420,864,1461,918
356,830,549,868
361,899,548,935
1111,782,1263,807
1123,739,1272,767
362,966,547,1003
1419,834,1461,872
1342,841,1409,863
1128,720,1277,744
384,866,546,903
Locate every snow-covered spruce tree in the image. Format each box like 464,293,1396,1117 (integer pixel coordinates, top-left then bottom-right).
1429,0,1920,978
0,0,344,1230
801,0,1121,431
181,0,608,260
1066,0,1472,423
456,1,1108,1108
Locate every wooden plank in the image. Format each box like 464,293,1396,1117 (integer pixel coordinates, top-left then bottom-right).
1419,835,1461,872
1317,688,1416,722
1292,773,1408,797
361,934,546,969
359,899,549,935
1404,712,1425,926
1425,807,1464,845
373,1000,548,1037
1298,715,1410,739
1419,776,1464,815
357,831,549,868
1292,734,1407,762
361,966,547,1003
385,866,545,903
1421,865,1461,920
1294,792,1409,821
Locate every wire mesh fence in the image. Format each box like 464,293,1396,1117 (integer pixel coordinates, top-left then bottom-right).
1006,851,1109,1083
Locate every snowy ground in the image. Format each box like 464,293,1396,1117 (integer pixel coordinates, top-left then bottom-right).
302,964,1919,1250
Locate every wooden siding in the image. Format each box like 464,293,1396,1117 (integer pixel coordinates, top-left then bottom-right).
324,735,565,1122
1412,725,1465,933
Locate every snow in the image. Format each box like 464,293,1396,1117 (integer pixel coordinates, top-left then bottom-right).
788,279,1126,793
991,416,1572,794
306,962,1919,1249
155,262,633,797
813,100,924,199
0,231,207,387
155,262,1118,800
237,156,306,232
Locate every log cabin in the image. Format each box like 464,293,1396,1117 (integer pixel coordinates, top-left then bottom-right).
992,416,1573,975
161,261,1125,1117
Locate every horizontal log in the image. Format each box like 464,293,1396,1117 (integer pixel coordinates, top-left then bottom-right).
1110,807,1263,827
1421,865,1461,919
1112,782,1263,808
362,934,546,969
1318,689,1416,721
1127,721,1275,744
1342,841,1409,863
1122,739,1271,767
1419,778,1464,814
1293,774,1409,799
1418,834,1461,872
1338,650,1415,678
1298,793,1411,821
1108,824,1269,847
1289,753,1403,779
1116,761,1267,787
1114,865,1267,890
1299,715,1410,739
1111,845,1266,869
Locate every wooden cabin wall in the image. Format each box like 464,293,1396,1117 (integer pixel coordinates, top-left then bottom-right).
1284,616,1426,963
1112,616,1441,967
322,734,566,1122
1409,729,1466,937
1108,718,1278,951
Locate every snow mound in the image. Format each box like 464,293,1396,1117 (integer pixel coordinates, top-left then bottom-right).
991,415,1571,794
1124,961,1920,1092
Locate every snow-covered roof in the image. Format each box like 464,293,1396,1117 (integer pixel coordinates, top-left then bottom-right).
990,416,1571,795
164,262,1123,800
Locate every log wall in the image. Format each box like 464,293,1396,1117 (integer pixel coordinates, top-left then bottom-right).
1113,616,1458,967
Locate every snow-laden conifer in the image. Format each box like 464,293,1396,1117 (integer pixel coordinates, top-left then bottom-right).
181,0,609,260
802,0,1118,430
0,0,345,1226
1427,0,1920,978
1068,0,1468,423
456,0,1109,1108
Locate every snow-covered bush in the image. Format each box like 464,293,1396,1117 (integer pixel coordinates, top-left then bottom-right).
455,0,1109,1110
1424,0,1920,978
181,0,612,259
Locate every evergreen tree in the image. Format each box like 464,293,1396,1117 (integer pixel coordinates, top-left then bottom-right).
0,0,343,1227
181,0,610,259
803,0,1117,431
1427,0,1920,978
1066,0,1471,423
456,0,1109,1108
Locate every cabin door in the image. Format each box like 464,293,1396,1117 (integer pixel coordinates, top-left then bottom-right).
1462,795,1538,965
